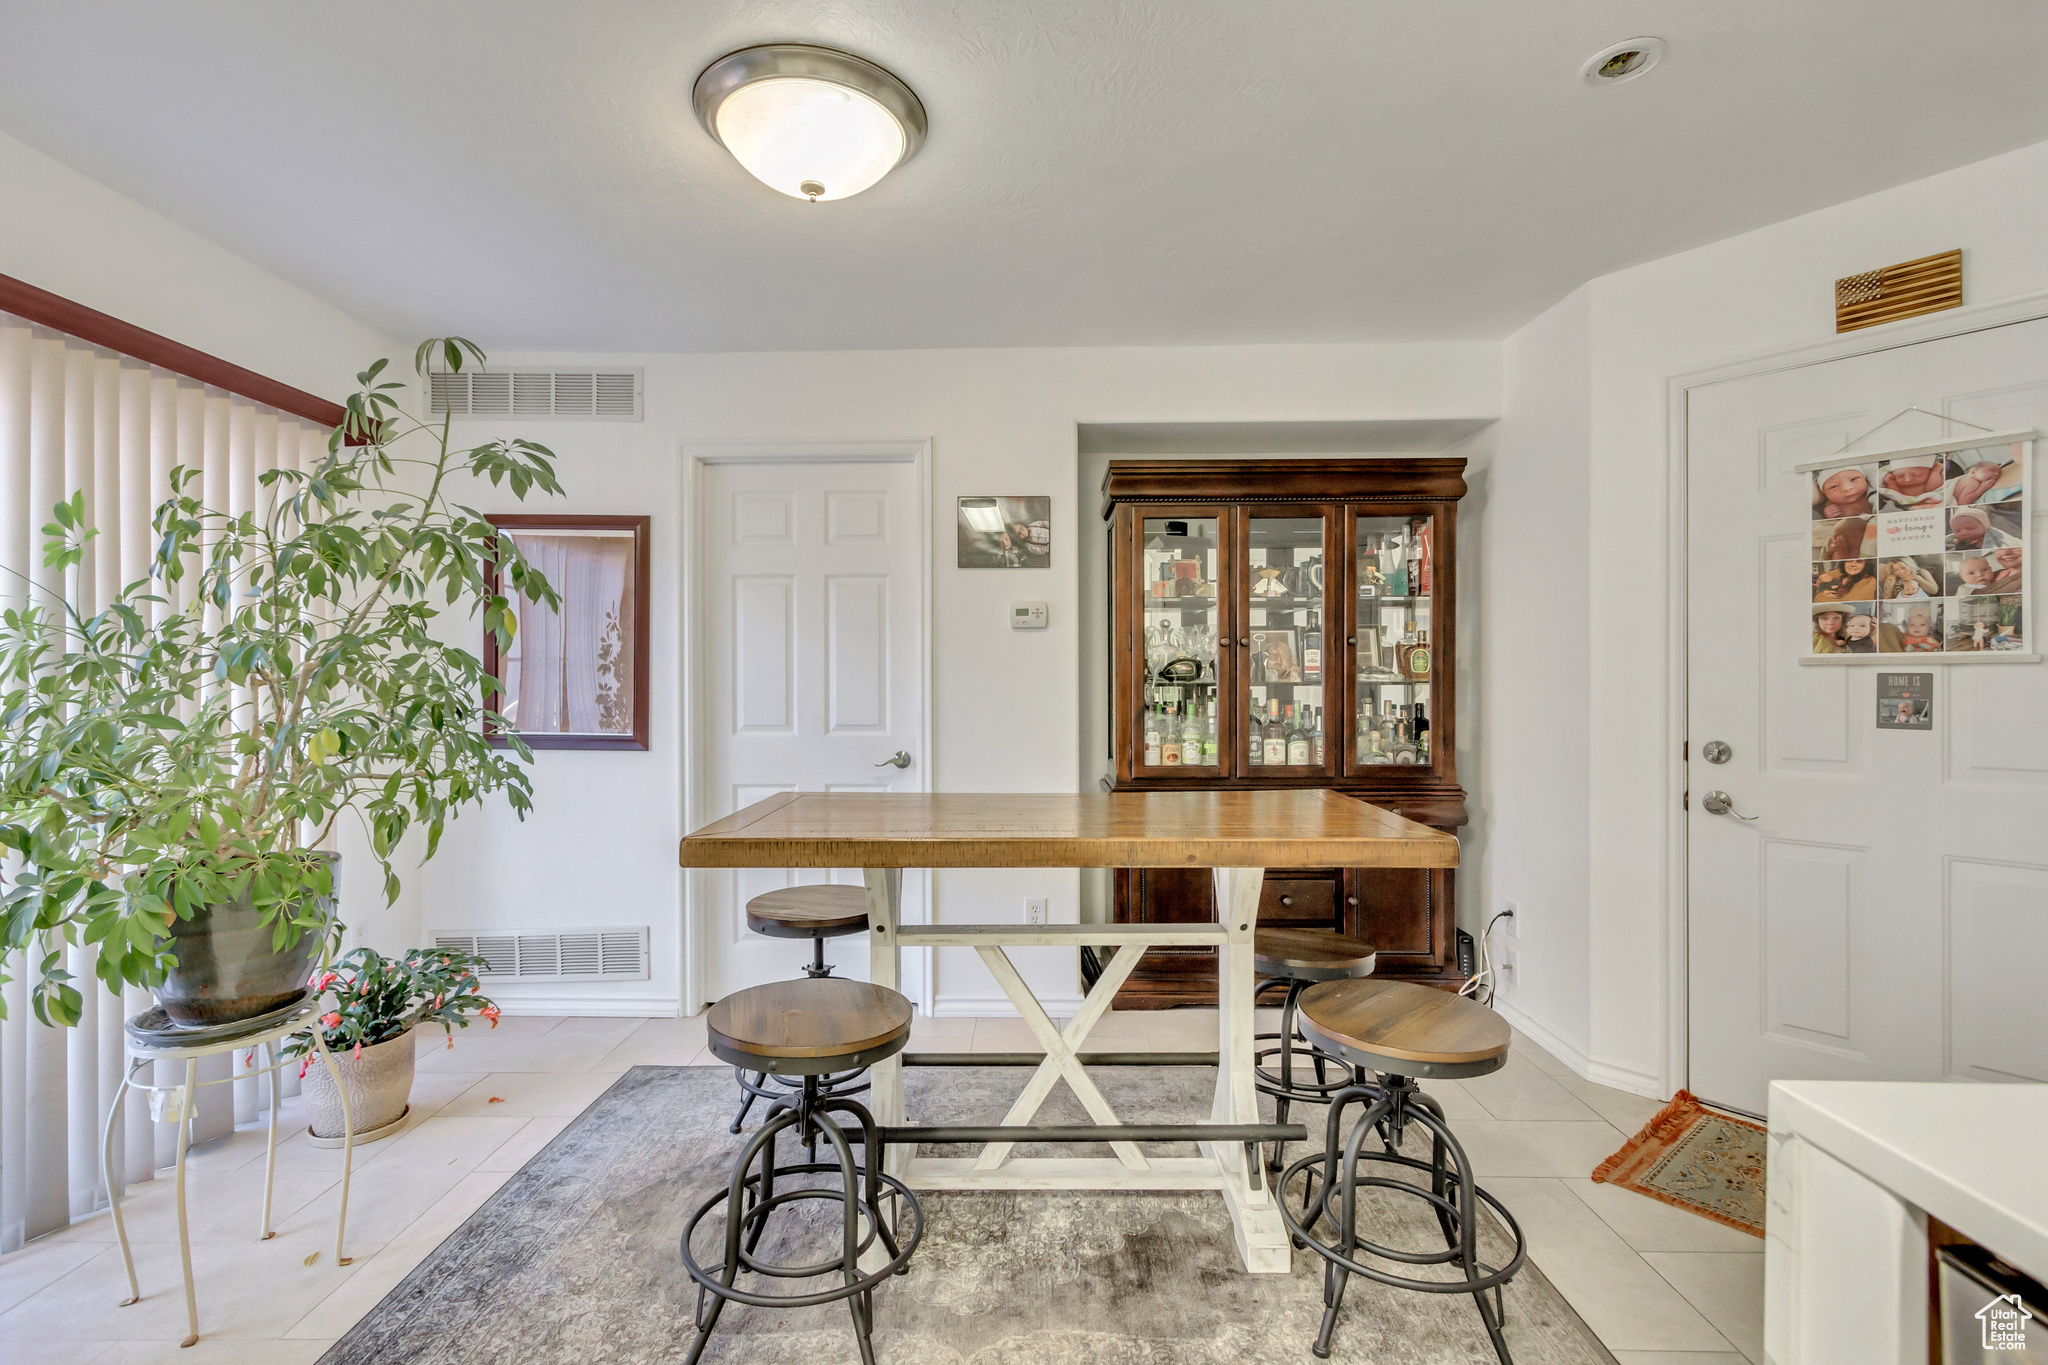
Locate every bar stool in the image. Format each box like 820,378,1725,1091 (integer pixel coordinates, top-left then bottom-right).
684,977,923,1365
728,885,872,1140
1280,978,1526,1363
1252,927,1376,1174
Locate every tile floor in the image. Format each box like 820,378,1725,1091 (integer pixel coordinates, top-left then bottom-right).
0,1010,1762,1363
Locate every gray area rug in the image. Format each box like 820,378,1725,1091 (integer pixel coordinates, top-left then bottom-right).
320,1065,1615,1364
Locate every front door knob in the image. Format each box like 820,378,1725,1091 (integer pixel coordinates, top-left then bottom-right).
875,750,912,769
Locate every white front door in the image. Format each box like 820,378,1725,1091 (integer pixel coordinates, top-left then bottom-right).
1687,316,2048,1114
697,456,926,1003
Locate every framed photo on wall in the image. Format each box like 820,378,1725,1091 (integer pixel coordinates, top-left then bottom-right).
1800,431,2032,664
483,514,651,749
957,496,1051,567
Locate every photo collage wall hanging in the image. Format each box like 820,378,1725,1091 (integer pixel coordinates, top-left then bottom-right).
1804,433,2030,660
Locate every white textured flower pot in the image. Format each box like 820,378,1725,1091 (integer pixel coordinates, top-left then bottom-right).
301,1028,415,1146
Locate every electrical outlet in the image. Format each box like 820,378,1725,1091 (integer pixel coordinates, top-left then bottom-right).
1503,900,1520,937
1024,897,1049,926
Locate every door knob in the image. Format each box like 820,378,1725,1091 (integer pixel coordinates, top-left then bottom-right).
1700,790,1758,821
1702,740,1732,765
1279,895,1293,907
874,750,912,769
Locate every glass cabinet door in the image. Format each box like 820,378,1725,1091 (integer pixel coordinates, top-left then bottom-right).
1351,512,1437,772
1243,511,1332,774
1136,515,1226,772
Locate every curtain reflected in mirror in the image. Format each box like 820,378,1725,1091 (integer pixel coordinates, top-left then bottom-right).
503,532,635,734
485,515,650,749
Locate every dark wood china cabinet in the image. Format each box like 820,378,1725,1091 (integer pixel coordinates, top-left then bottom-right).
1102,458,1468,1005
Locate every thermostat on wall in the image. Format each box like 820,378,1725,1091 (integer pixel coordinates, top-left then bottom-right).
1011,601,1048,630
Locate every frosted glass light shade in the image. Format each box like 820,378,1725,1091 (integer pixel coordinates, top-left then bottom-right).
695,44,927,204
717,78,905,201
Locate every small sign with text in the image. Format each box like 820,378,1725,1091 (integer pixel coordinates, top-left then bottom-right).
1876,672,1932,729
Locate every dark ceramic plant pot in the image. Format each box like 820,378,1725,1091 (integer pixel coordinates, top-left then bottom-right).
157,856,337,1028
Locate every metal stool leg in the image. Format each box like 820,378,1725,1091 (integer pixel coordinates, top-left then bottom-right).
1313,1090,1389,1358
729,1067,764,1133
682,1074,922,1365
1268,979,1310,1173
807,1093,878,1365
1281,1074,1525,1365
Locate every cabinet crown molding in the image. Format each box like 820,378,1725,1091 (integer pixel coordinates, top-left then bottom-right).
1100,457,1468,518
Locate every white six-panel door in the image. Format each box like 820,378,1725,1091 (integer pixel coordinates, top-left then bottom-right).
697,456,925,1002
1686,317,2048,1113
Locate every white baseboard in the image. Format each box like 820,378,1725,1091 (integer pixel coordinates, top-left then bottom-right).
488,989,680,1018
1584,1058,1666,1101
1499,998,1671,1105
931,993,1088,1019
1492,998,1668,1100
1492,997,1591,1074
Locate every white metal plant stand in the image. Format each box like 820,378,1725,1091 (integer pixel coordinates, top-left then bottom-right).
102,995,356,1348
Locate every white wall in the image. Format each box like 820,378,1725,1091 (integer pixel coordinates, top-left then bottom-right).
0,132,393,405
1479,136,2048,1094
24,106,2045,1063
422,343,1502,1015
1449,286,1594,1068
0,130,419,952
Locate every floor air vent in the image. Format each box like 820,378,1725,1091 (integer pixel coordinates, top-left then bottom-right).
427,368,641,421
432,927,649,982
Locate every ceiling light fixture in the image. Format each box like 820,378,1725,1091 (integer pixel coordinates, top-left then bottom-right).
693,43,927,202
1580,37,1666,87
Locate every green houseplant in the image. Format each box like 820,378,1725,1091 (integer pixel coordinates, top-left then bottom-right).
0,338,561,1028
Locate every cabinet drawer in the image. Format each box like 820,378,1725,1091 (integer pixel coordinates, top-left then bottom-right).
1260,877,1336,926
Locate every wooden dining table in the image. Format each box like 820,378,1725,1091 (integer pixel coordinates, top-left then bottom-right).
677,789,1458,1273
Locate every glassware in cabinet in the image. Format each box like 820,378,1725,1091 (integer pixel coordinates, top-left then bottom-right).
1136,515,1225,771
1243,512,1331,773
1352,513,1435,771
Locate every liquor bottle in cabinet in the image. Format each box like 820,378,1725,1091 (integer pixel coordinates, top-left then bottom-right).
1104,458,1469,1005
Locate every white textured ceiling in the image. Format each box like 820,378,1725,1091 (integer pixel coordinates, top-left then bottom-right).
4,1,2046,353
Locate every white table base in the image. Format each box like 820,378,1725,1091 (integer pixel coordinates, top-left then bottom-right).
864,865,1289,1274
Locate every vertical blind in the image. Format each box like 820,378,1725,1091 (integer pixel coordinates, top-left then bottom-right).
0,311,333,1253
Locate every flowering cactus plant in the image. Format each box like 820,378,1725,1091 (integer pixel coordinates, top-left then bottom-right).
285,944,498,1064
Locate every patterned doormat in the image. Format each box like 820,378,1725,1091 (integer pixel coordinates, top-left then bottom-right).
1591,1090,1766,1237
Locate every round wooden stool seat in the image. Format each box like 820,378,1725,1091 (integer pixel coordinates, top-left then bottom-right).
745,885,870,940
1253,928,1377,982
1297,978,1510,1080
707,978,912,1077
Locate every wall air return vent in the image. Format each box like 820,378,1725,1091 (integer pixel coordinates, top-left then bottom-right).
431,926,650,982
427,367,642,421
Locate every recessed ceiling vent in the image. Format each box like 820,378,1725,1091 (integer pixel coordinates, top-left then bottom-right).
432,926,650,981
427,368,642,421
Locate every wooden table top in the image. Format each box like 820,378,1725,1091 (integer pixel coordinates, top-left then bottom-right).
678,791,1458,870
